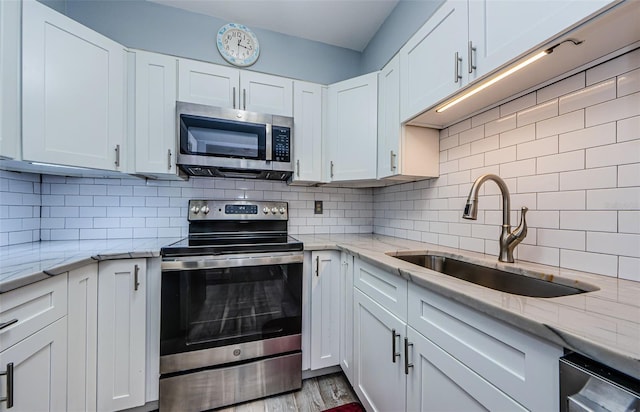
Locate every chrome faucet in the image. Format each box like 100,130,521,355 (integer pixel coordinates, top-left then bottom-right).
462,174,528,263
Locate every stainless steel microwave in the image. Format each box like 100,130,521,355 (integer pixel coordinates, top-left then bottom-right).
176,102,294,180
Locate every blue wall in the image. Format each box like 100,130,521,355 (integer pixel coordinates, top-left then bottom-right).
45,0,439,84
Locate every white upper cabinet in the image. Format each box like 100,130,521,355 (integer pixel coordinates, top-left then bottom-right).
0,0,21,160
400,0,468,122
291,81,323,183
326,72,378,182
177,58,239,109
177,58,293,117
468,0,612,81
132,50,179,177
378,55,440,181
22,0,127,171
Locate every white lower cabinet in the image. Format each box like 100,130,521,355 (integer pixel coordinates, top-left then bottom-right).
67,264,98,412
97,259,147,411
309,251,341,370
0,274,68,412
353,288,407,412
339,252,354,384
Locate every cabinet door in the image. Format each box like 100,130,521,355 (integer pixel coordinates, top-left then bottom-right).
0,318,67,412
240,71,293,117
339,252,354,384
377,55,400,179
97,259,147,411
327,72,378,182
292,81,323,183
406,327,527,412
400,1,468,122
67,264,98,412
310,251,341,370
177,58,239,108
468,0,611,81
0,0,20,160
353,289,406,412
134,50,178,175
22,0,126,171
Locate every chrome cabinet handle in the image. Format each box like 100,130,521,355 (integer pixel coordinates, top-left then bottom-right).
391,329,401,363
390,150,397,171
404,337,414,375
114,144,121,167
167,149,172,170
296,159,300,177
243,89,246,110
0,363,14,408
232,86,236,109
330,161,334,178
0,319,18,330
468,41,477,74
134,264,140,291
315,256,320,277
454,52,462,83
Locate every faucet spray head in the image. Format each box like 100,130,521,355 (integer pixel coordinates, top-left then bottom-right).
462,199,478,220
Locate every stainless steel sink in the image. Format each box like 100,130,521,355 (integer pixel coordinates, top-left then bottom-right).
387,252,597,298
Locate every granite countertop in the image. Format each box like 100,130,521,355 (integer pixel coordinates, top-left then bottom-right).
295,233,640,381
0,237,181,293
1,234,638,380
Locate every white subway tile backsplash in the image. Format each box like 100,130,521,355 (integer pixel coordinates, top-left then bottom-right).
559,122,616,153
518,244,560,266
500,123,535,148
500,92,536,117
560,211,617,232
561,250,618,277
617,67,640,97
526,210,559,229
560,167,617,191
619,257,640,281
471,107,499,127
587,187,640,210
618,164,640,187
517,174,559,193
559,79,616,115
459,125,485,145
537,72,585,103
537,151,585,174
586,48,640,86
458,154,484,171
449,118,472,135
538,229,585,251
517,100,558,126
499,159,536,178
517,135,558,160
617,116,640,142
485,146,516,166
537,110,585,138
586,140,640,168
537,191,585,210
585,92,640,127
619,211,640,234
485,114,516,136
448,144,471,160
587,232,640,258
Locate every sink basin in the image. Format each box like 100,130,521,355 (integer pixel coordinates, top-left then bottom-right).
387,252,597,298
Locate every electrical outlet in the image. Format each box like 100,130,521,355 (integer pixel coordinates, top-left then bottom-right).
314,200,323,214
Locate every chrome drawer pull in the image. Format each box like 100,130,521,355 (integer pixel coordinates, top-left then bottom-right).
404,337,414,375
0,319,18,330
391,329,400,363
0,363,14,408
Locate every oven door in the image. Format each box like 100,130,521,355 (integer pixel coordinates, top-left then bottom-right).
160,251,303,374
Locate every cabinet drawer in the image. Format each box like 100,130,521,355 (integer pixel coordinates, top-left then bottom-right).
354,258,407,321
0,274,67,350
408,286,561,411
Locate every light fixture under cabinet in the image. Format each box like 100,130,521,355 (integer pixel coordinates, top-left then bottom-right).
436,39,583,113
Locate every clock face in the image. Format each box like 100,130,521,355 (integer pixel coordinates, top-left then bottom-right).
217,23,260,67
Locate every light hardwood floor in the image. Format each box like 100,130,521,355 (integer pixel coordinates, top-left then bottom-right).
217,373,359,412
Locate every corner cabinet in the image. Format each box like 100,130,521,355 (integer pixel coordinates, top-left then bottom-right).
130,50,180,178
291,81,323,184
326,72,378,182
177,58,293,117
0,0,21,160
97,259,147,411
21,0,127,171
378,55,440,181
0,275,68,412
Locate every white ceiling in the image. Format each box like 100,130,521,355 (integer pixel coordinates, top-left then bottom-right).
147,0,400,51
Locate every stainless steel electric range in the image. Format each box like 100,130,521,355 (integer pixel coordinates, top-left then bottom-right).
160,200,303,412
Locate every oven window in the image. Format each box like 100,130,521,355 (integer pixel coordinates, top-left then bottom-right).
161,262,302,355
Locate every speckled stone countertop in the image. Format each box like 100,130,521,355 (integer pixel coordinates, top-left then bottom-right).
0,237,181,293
295,233,640,381
1,234,638,380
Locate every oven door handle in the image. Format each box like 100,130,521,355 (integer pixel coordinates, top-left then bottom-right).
161,252,303,271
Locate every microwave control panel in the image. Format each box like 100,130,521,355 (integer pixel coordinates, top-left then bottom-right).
272,126,291,162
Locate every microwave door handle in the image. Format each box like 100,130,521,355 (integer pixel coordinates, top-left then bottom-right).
265,124,272,161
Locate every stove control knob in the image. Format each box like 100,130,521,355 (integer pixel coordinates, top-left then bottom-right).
191,206,200,214
263,207,270,214
271,207,278,214
279,207,286,214
201,205,210,215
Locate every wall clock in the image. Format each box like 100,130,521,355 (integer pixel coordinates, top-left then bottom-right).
217,23,260,67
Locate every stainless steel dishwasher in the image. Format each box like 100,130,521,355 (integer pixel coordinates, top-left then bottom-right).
560,352,640,411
